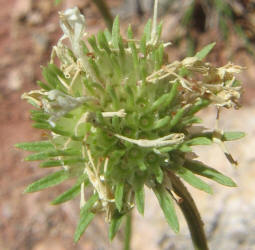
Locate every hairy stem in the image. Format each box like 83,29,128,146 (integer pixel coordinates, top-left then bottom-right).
124,212,132,250
92,0,113,30
167,171,209,250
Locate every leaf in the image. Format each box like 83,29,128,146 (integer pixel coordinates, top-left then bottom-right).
187,98,210,115
24,170,69,193
144,19,152,42
97,31,111,54
112,16,120,48
40,158,85,168
80,193,98,216
74,193,98,242
115,183,124,212
15,141,54,152
153,116,171,130
109,210,124,240
37,80,51,90
74,213,94,242
33,122,52,130
135,186,145,215
223,131,245,141
187,137,212,146
153,165,164,184
25,149,80,161
51,184,81,205
169,107,186,130
153,185,179,233
195,42,216,60
184,160,237,187
172,166,213,194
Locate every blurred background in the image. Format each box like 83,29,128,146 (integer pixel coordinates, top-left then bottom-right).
1,0,255,249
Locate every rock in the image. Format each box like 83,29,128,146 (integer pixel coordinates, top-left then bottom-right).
12,0,32,21
7,70,23,91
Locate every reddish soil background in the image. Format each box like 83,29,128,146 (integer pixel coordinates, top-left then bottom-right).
1,1,255,250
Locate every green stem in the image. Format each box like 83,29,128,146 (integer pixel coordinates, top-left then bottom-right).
167,171,209,250
92,0,113,31
124,212,132,250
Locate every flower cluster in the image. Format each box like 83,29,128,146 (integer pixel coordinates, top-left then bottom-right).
17,6,244,242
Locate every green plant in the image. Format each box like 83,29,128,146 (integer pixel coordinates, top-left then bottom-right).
16,2,245,249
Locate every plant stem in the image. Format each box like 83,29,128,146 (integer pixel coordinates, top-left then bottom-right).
124,212,132,250
167,171,209,250
92,0,113,31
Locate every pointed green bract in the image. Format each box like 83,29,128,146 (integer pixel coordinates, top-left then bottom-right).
135,186,145,215
153,185,179,233
223,131,245,141
187,137,212,146
109,211,124,240
15,141,54,152
115,183,124,212
195,42,216,60
51,184,81,205
144,19,152,42
25,149,80,161
112,16,120,48
74,194,99,242
24,170,69,193
184,160,237,187
74,213,94,242
172,166,213,194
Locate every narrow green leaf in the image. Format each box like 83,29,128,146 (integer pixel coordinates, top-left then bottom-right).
80,193,98,217
81,40,89,54
24,170,69,193
51,127,72,137
109,211,124,240
187,137,212,146
153,165,164,184
15,141,54,152
40,160,62,167
187,98,210,115
144,19,152,42
104,29,112,42
223,131,245,141
155,22,163,42
184,160,237,187
140,34,146,56
25,149,80,161
115,183,124,212
149,81,179,112
33,122,52,130
172,166,213,194
112,16,120,48
169,107,186,130
153,185,179,233
88,35,101,54
178,144,192,152
74,213,94,242
127,25,138,68
37,80,51,90
158,146,175,153
74,193,98,242
51,184,81,205
195,42,216,60
153,116,171,130
40,158,85,168
42,65,58,88
135,186,145,215
97,31,111,54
